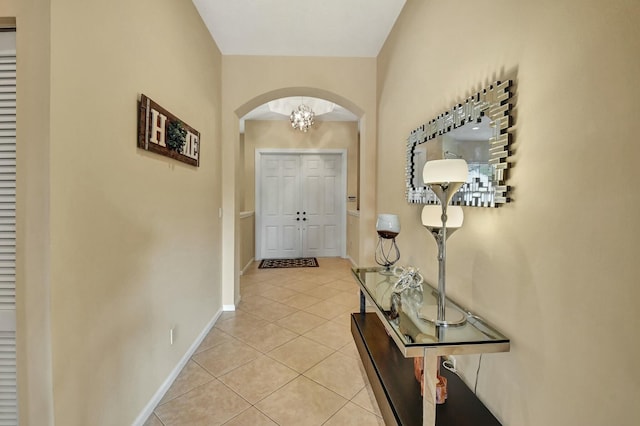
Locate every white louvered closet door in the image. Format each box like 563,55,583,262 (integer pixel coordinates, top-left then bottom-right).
0,30,17,425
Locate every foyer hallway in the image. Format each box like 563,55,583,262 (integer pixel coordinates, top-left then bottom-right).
144,257,383,425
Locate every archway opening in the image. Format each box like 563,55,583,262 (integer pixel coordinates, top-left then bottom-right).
236,89,363,274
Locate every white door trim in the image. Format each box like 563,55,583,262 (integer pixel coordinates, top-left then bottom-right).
255,148,347,260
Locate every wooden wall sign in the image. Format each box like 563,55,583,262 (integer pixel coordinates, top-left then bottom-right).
137,94,200,167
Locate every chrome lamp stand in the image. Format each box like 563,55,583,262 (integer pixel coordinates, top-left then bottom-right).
421,205,465,326
421,159,468,326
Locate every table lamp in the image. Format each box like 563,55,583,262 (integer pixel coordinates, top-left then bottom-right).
422,159,468,326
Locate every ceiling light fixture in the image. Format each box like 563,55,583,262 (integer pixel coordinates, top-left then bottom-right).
290,103,315,132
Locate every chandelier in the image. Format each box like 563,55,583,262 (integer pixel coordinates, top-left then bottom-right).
290,104,315,132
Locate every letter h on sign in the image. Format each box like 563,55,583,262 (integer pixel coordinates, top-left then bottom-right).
137,94,200,167
149,109,167,147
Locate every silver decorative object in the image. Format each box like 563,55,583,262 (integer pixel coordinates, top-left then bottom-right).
389,265,424,325
392,265,424,293
375,214,400,274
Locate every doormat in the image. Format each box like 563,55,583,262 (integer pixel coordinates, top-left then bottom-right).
259,257,319,269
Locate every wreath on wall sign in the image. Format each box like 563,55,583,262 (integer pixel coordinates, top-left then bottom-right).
166,120,187,153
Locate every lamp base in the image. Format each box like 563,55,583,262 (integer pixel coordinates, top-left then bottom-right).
418,305,466,327
379,266,395,276
375,236,400,273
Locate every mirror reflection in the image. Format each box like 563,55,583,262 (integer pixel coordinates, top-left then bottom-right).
406,80,513,207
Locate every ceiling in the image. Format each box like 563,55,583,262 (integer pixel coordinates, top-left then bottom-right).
191,0,406,128
192,0,406,57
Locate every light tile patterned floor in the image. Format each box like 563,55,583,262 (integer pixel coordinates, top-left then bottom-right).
145,258,383,426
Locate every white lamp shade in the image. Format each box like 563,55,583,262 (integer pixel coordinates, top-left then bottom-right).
423,159,469,184
376,214,400,238
421,205,464,229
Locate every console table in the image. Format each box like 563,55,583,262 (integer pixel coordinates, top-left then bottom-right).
350,267,510,426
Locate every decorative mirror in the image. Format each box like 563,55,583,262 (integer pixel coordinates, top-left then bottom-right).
406,80,513,207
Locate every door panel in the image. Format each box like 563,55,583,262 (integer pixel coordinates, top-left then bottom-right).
265,226,277,250
260,155,301,258
306,225,321,251
324,225,338,250
301,155,341,257
324,175,336,214
282,225,297,250
263,176,279,214
305,178,319,214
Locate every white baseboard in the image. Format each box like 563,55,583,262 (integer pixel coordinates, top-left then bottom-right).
222,304,236,311
346,255,358,267
240,257,255,276
133,308,223,426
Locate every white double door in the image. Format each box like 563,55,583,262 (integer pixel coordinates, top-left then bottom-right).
258,152,344,259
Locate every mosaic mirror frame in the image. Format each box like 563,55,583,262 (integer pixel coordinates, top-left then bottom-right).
405,80,513,207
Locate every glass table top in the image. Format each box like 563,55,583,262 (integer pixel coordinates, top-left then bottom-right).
351,267,509,353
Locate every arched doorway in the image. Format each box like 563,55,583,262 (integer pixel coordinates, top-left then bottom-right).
221,84,377,311
238,94,359,264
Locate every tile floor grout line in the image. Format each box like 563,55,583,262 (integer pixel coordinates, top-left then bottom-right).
249,403,283,426
154,373,218,408
264,346,336,376
319,397,351,426
217,366,301,413
299,367,366,403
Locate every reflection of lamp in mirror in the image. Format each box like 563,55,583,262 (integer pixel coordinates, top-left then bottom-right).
421,159,468,326
375,214,400,274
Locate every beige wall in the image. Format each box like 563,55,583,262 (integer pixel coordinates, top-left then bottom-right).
378,0,640,425
11,0,222,424
221,56,378,306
